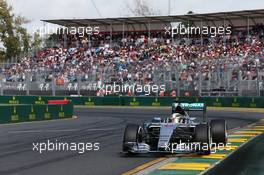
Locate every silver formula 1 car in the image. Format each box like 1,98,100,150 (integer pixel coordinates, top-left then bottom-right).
122,102,227,155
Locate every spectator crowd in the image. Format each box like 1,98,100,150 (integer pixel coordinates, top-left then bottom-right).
1,24,264,95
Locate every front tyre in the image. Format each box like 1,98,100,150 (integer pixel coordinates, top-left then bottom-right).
122,124,143,152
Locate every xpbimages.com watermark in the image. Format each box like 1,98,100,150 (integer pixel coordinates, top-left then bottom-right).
33,24,100,37
164,140,232,153
32,140,100,154
83,83,166,95
38,83,166,95
164,24,232,37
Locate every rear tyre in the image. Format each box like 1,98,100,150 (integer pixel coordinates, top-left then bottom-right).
211,120,227,145
122,124,143,152
195,124,211,155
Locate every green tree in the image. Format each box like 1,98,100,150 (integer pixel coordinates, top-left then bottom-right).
31,31,42,54
44,33,59,48
15,16,31,53
0,0,30,60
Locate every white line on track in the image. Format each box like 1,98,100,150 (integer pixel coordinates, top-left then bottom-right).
6,128,120,134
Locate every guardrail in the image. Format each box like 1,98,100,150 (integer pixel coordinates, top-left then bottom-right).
0,96,263,108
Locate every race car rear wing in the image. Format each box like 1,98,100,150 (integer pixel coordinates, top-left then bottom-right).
172,102,206,111
172,102,207,121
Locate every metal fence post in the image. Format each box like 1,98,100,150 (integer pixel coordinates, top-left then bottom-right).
52,71,56,96
0,74,3,96
257,61,260,96
199,68,202,97
77,75,81,96
177,65,180,97
26,72,30,96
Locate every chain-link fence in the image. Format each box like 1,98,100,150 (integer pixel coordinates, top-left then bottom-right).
0,62,263,97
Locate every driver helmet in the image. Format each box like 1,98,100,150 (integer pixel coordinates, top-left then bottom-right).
171,113,183,123
175,105,185,115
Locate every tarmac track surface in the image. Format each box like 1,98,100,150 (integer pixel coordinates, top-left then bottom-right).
0,107,263,175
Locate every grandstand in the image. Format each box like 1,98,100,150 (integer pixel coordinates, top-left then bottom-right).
1,9,264,97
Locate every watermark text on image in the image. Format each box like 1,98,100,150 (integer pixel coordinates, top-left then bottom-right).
164,140,232,153
32,140,100,154
165,24,232,37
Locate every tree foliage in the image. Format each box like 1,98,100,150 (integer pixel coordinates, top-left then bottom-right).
0,0,31,60
31,31,42,52
125,0,160,16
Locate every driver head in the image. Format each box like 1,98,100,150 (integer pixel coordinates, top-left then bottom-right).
171,113,182,123
175,105,185,115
